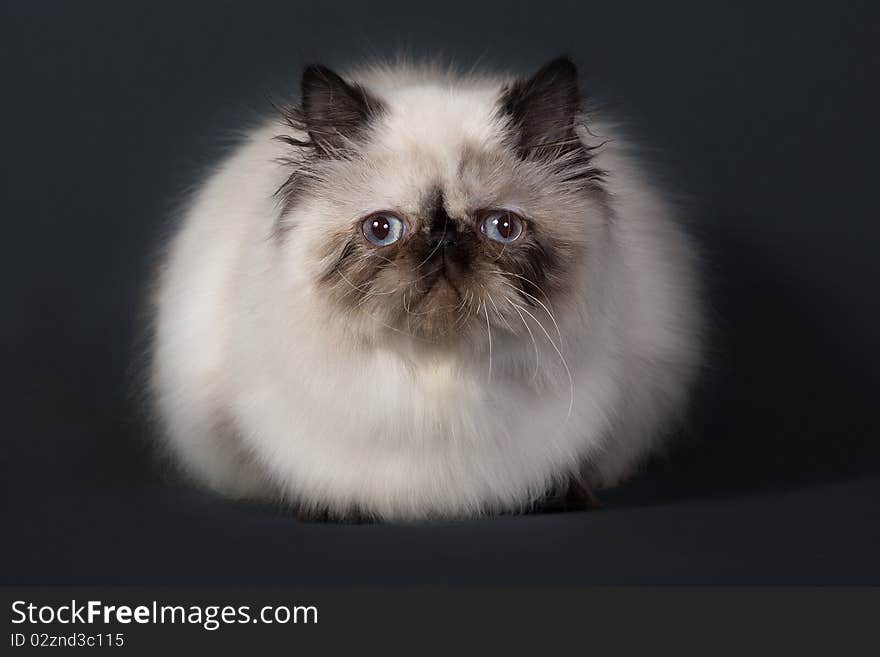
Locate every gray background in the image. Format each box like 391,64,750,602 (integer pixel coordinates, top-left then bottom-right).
2,0,878,584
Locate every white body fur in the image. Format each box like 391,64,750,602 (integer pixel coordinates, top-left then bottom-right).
150,65,703,520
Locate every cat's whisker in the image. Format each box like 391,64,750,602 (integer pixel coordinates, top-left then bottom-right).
451,290,474,330
491,240,510,262
373,314,431,341
511,301,574,423
501,271,555,309
486,292,514,332
467,291,480,324
334,269,366,292
406,268,441,285
355,282,405,308
482,301,493,385
366,251,396,266
498,279,565,352
336,269,399,298
355,268,441,310
506,298,541,384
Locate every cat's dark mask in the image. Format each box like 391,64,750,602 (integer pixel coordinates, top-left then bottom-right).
275,58,607,342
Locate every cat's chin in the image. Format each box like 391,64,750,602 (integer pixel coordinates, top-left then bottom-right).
400,311,471,344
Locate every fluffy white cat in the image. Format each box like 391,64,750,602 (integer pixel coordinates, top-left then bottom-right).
149,58,704,521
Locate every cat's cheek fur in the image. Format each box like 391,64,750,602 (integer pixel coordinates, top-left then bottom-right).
149,62,704,521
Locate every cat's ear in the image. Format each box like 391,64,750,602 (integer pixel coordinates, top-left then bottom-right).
300,65,384,157
499,57,582,161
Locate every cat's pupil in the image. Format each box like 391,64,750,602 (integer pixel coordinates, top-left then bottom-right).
372,218,390,240
496,215,512,238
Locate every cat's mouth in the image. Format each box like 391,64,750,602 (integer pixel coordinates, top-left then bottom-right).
421,270,462,306
401,268,471,338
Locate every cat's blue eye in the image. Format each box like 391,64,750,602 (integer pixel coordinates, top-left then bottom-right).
481,211,524,243
362,213,406,246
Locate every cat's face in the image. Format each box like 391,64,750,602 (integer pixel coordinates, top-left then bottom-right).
277,59,607,343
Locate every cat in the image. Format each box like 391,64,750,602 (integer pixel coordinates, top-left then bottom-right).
149,57,704,521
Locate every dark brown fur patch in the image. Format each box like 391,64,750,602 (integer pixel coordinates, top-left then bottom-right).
298,65,386,157
316,189,579,341
499,57,606,192
273,65,387,223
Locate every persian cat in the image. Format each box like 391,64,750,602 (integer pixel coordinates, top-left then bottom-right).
149,58,704,521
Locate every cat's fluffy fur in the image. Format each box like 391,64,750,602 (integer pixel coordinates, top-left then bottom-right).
149,58,704,521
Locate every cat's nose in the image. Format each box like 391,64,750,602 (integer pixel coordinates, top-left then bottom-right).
429,232,458,250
